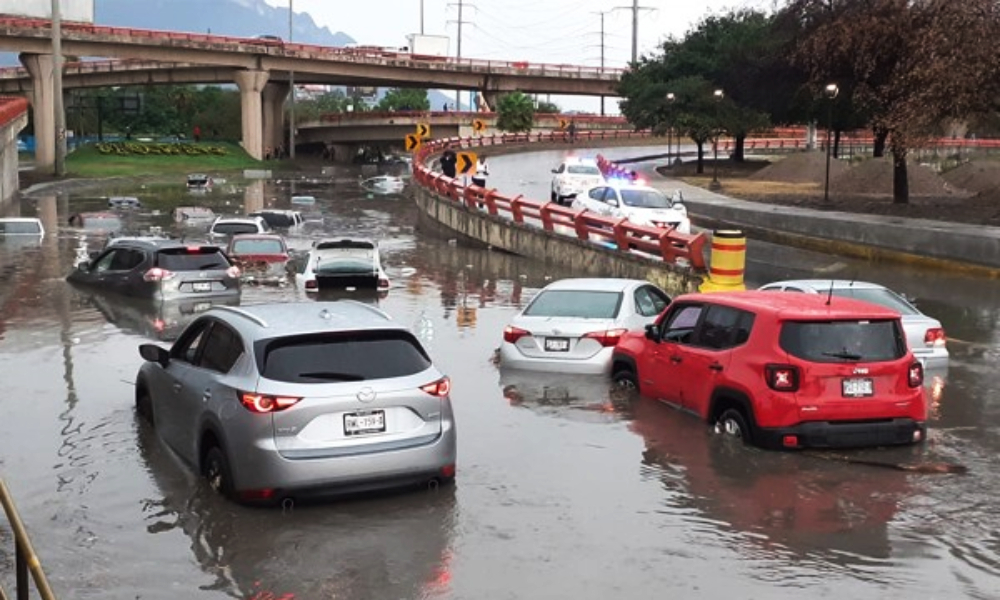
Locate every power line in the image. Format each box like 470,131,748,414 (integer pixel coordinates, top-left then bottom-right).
613,0,655,64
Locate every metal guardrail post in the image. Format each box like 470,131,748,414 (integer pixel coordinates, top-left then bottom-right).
0,479,57,600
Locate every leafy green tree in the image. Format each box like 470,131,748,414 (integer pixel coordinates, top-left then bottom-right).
377,88,430,111
536,100,560,114
496,91,535,132
295,89,352,123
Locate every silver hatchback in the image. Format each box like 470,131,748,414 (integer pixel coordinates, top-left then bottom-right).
135,302,457,504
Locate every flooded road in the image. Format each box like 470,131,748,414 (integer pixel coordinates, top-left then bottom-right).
0,148,998,599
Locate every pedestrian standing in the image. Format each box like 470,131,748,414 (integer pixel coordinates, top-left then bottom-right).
440,144,457,178
567,120,577,143
471,157,489,188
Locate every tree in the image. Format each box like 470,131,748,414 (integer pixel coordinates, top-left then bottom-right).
496,91,535,132
789,0,1000,203
377,88,430,111
536,100,560,114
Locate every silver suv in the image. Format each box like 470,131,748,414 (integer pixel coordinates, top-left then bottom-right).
208,216,270,238
134,302,457,504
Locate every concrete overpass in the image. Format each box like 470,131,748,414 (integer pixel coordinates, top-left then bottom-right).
0,15,624,166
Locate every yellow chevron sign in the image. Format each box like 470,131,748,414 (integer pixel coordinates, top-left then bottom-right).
416,122,431,138
404,134,421,152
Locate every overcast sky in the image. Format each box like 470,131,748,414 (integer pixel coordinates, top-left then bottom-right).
266,0,779,113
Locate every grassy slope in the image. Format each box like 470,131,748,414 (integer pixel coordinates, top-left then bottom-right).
66,142,262,178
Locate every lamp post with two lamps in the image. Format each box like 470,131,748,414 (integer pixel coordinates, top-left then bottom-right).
823,83,839,203
710,88,724,190
664,92,675,163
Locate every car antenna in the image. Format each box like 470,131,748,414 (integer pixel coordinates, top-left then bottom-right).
826,280,835,306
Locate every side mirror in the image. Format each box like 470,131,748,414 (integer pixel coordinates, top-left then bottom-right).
89,251,100,259
76,261,90,271
644,323,659,342
551,168,559,174
139,343,170,368
607,199,619,207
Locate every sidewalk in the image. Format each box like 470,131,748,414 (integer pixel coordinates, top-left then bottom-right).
632,163,1000,274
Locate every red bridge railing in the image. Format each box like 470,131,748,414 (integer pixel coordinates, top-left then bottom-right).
412,132,707,270
0,95,27,127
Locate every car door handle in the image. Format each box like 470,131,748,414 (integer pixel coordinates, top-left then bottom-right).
172,383,182,393
202,391,212,402
709,363,724,372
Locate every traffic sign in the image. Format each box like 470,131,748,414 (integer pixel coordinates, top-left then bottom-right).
558,118,569,130
404,134,421,152
416,123,431,138
457,151,478,175
472,119,487,134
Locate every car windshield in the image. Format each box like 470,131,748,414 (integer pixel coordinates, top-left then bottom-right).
0,220,42,234
155,248,231,271
831,288,919,315
567,165,601,175
779,320,906,362
231,238,285,255
620,189,672,209
213,222,259,236
257,331,431,383
523,290,623,319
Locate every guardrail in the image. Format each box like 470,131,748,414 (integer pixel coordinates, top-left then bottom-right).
0,96,27,128
0,478,57,600
412,131,707,270
319,110,629,125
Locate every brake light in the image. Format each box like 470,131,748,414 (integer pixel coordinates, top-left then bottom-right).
305,279,318,290
378,277,390,289
503,325,530,344
143,267,176,282
240,392,302,413
924,327,946,347
421,377,451,397
186,245,201,253
226,265,241,278
908,361,924,388
765,364,800,392
582,328,628,347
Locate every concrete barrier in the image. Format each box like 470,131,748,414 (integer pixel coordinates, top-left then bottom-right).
0,96,28,205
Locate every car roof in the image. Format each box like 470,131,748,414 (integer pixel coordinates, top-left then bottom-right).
253,209,300,215
74,211,121,218
561,157,598,165
108,238,222,251
214,216,263,223
539,278,649,293
673,290,901,320
229,233,284,240
210,302,400,338
759,279,890,292
0,217,42,223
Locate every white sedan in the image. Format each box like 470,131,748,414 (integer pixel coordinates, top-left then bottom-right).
295,239,390,293
572,182,691,234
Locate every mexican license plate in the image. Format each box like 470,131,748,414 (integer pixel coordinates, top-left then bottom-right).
344,410,386,436
842,377,873,398
545,337,570,352
192,282,212,292
192,302,212,313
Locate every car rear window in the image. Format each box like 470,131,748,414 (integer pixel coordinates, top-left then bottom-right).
213,222,260,236
567,165,601,175
524,290,622,319
0,220,42,234
831,288,919,316
779,320,907,363
256,330,432,383
253,212,297,227
231,238,285,255
155,247,232,271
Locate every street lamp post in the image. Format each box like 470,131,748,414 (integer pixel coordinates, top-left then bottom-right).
665,92,675,163
52,0,66,176
288,0,295,160
823,83,839,203
710,89,723,190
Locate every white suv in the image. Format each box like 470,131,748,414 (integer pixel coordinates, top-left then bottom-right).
572,182,691,234
208,216,271,238
550,158,605,204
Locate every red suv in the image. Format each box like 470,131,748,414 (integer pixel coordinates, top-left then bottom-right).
611,291,927,449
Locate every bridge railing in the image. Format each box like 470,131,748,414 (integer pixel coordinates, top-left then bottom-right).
0,478,57,600
412,132,707,270
0,96,27,127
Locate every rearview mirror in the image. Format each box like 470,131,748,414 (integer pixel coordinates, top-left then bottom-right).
644,323,659,342
139,343,170,368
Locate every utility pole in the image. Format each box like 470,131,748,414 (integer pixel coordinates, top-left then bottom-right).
593,10,608,115
448,0,473,110
51,0,66,176
614,1,654,64
288,0,296,160
420,0,425,35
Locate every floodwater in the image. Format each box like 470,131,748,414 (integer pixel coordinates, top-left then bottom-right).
0,148,998,599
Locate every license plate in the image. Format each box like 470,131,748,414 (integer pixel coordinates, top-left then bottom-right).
192,282,212,292
344,410,386,436
192,302,212,313
544,337,570,352
842,377,873,397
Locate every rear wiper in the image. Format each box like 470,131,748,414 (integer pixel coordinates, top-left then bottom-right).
821,350,863,361
297,371,365,381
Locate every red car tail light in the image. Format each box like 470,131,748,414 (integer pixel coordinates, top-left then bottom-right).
421,377,451,397
143,267,176,282
582,328,628,347
305,279,318,290
240,392,302,413
226,265,241,278
908,361,924,388
924,327,946,347
503,325,530,344
765,364,800,392
378,277,390,289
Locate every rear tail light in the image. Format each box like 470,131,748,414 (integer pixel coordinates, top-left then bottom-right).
226,265,241,278
503,325,530,344
378,277,390,289
924,327,946,347
240,392,302,413
908,361,924,388
186,245,202,253
582,328,628,347
782,435,799,448
143,267,176,282
305,279,318,290
421,377,451,397
765,364,800,392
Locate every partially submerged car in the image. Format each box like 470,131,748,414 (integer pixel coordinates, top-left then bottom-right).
187,174,213,190
297,239,390,293
225,233,290,286
0,217,45,238
108,196,142,210
208,216,271,239
361,175,406,195
68,212,124,233
172,206,217,224
249,209,304,229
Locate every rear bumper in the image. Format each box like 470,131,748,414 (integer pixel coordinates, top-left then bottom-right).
757,418,926,449
498,343,612,375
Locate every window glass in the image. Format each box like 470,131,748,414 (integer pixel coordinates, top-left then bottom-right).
831,288,919,315
109,249,145,271
199,324,244,373
620,189,672,208
555,164,565,174
634,286,670,317
661,305,703,344
567,165,601,175
588,187,607,201
172,321,212,364
523,290,623,319
779,320,906,362
213,222,260,236
156,248,231,271
693,305,754,350
93,250,117,272
0,220,42,234
257,331,432,383
231,238,286,255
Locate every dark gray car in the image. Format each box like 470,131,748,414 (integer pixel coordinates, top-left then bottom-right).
67,239,241,301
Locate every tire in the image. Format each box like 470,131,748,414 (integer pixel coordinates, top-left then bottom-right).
715,408,753,444
612,366,639,391
203,446,235,499
551,190,558,203
135,389,154,427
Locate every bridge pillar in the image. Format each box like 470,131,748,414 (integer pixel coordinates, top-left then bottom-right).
482,91,502,114
233,69,270,160
19,53,57,170
262,82,289,156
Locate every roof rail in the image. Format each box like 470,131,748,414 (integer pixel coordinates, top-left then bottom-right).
212,306,269,328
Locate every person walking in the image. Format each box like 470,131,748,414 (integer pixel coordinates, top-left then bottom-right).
471,157,489,188
440,144,458,178
567,120,577,143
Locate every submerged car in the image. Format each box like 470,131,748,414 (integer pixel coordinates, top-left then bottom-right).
0,217,45,238
550,157,605,204
208,216,271,239
133,301,457,504
249,209,304,229
572,182,690,234
68,211,124,233
361,175,406,195
297,239,390,293
499,278,672,374
225,233,289,286
108,196,142,210
187,174,213,190
172,206,217,224
67,239,241,301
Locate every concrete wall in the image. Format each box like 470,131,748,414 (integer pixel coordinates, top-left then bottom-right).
411,185,704,298
0,102,27,206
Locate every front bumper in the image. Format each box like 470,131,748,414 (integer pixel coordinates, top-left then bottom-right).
756,418,926,449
